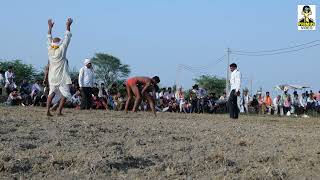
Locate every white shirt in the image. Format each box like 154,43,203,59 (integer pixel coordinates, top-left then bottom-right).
230,69,241,92
243,94,251,105
197,88,207,98
5,71,15,84
273,97,280,106
71,94,81,105
164,92,175,100
78,66,94,88
47,31,72,86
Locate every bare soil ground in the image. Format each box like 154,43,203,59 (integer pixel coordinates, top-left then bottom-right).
1,107,320,179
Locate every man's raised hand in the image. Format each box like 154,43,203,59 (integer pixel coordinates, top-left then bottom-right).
66,18,73,27
66,18,73,31
48,19,54,29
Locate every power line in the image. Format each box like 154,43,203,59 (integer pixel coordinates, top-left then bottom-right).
231,43,320,56
180,54,226,71
179,64,210,75
232,40,320,54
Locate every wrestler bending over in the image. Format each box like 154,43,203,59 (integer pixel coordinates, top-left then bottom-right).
125,76,160,116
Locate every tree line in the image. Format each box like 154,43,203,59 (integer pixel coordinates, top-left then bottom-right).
0,53,225,94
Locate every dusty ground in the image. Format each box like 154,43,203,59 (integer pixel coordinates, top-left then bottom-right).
1,107,320,179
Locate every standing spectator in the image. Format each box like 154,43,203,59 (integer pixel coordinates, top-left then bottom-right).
292,92,303,116
282,89,291,115
257,93,264,114
208,93,218,113
273,95,281,115
0,70,4,95
190,88,198,113
194,85,207,113
242,89,251,113
4,66,17,95
175,87,185,113
78,58,94,110
251,95,259,113
228,63,241,119
46,18,73,116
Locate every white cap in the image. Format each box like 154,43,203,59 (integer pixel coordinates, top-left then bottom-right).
84,58,91,65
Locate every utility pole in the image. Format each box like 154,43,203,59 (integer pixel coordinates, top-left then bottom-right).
226,48,230,95
175,64,181,89
250,78,253,97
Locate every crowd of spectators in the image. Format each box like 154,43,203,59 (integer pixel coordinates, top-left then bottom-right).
1,66,319,117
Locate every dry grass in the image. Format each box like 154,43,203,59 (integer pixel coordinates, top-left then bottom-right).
1,106,320,179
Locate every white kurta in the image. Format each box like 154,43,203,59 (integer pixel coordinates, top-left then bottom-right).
47,31,72,87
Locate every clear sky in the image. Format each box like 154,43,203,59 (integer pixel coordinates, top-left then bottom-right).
0,0,319,94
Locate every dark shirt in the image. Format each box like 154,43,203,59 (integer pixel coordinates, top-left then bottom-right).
20,83,31,94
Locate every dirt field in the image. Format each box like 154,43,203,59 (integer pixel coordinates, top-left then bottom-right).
1,107,320,179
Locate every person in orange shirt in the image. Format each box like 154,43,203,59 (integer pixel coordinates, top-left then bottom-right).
264,91,273,114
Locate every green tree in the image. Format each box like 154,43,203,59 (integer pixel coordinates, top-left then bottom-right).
69,67,79,82
91,53,130,87
0,60,37,84
194,75,226,95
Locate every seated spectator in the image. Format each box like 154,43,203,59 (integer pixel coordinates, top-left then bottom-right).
208,93,218,113
20,79,32,105
0,70,5,95
169,97,179,112
108,83,119,109
264,92,273,114
70,80,79,96
92,86,108,110
70,89,81,109
307,93,316,110
157,88,166,100
219,92,227,101
6,88,22,106
164,87,175,100
108,83,118,97
184,99,192,113
30,80,44,106
114,92,125,111
292,92,303,115
98,83,110,109
92,83,99,97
